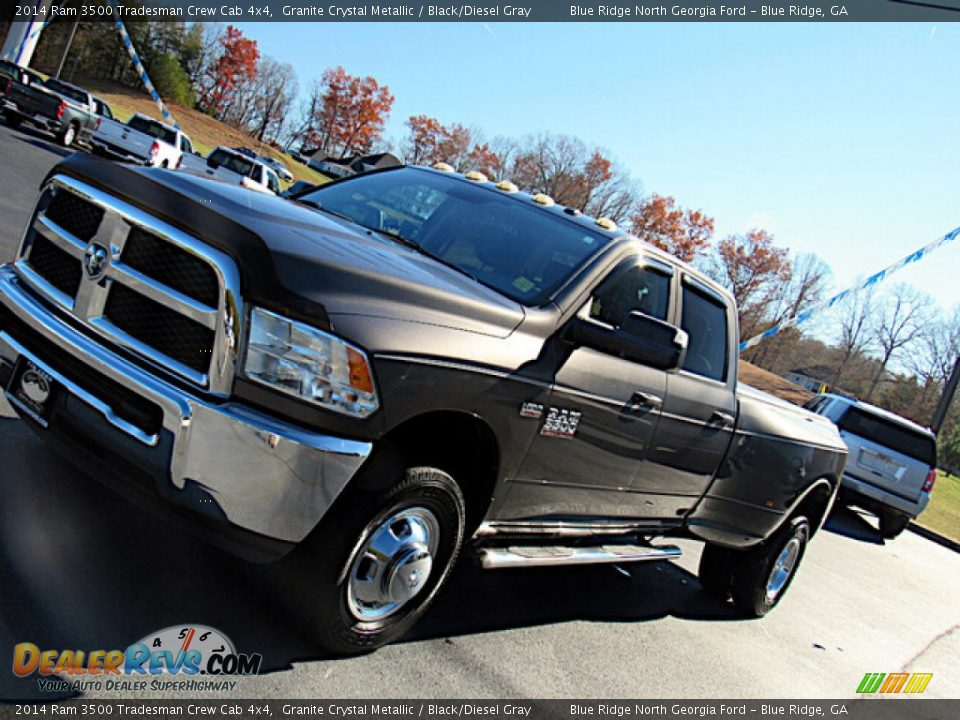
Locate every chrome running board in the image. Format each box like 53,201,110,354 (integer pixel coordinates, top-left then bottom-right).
478,543,682,570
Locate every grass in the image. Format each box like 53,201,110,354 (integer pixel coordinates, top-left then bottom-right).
916,471,960,543
78,76,329,189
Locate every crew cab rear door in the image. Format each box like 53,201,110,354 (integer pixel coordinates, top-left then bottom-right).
639,274,738,517
511,256,674,520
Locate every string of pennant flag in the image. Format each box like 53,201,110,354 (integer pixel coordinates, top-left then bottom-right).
739,223,960,352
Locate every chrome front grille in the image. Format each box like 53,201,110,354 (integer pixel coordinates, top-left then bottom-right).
14,175,243,395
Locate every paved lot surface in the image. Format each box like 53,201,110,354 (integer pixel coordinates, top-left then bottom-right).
0,124,958,702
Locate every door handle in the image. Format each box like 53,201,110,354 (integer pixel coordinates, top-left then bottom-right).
629,391,663,411
710,411,735,427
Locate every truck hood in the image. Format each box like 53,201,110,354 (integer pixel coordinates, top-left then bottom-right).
149,169,525,338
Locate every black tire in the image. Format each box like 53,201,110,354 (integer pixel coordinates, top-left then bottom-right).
878,511,910,540
5,113,21,129
698,543,739,598
286,465,465,655
731,516,810,617
58,122,78,147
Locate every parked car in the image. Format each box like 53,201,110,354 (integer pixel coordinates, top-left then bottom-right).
804,393,937,538
1,76,107,147
290,149,310,165
180,146,282,194
0,157,848,655
280,180,316,198
91,113,194,168
260,155,294,183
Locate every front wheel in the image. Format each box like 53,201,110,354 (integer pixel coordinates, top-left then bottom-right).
731,516,810,617
4,113,21,129
290,466,465,655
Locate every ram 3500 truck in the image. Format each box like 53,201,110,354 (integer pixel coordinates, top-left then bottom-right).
0,155,847,653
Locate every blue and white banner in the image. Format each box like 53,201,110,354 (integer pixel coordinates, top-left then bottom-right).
740,224,960,351
106,0,180,129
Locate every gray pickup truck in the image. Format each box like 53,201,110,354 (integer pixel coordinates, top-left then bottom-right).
1,76,109,147
0,154,847,654
804,393,937,538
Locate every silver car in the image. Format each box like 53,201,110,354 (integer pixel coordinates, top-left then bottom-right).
804,394,937,538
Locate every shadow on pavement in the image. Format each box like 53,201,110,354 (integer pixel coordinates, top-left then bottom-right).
822,505,884,545
10,130,75,160
0,415,740,701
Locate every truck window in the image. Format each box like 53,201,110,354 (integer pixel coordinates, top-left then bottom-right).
209,149,256,177
180,136,193,154
839,408,936,465
590,265,670,327
681,284,729,382
43,79,88,105
297,168,610,305
127,116,177,146
266,169,281,195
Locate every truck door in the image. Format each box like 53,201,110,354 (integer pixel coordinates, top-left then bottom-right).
509,257,675,520
639,274,738,517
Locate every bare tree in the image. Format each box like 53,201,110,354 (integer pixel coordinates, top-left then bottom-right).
831,285,875,386
864,284,934,400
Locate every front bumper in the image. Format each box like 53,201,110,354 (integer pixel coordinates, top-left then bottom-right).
840,471,928,519
0,265,372,558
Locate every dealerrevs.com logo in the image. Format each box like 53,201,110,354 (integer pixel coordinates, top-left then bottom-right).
857,672,933,695
13,625,262,693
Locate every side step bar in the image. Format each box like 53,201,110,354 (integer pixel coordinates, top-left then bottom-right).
478,543,682,570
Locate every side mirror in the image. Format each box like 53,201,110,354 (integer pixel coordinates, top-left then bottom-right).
567,311,687,371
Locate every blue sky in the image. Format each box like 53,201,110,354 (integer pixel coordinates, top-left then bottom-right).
237,21,959,318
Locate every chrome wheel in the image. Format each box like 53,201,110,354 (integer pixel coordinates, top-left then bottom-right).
765,536,801,603
346,507,440,622
62,125,76,146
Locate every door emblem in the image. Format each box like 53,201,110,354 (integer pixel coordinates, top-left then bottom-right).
540,407,582,439
519,402,543,419
83,242,109,281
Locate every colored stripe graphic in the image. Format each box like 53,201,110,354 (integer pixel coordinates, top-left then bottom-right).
856,672,885,693
739,223,960,351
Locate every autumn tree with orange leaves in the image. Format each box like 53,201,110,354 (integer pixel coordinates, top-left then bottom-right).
710,229,792,338
404,115,503,178
629,194,714,263
303,66,394,158
197,26,259,120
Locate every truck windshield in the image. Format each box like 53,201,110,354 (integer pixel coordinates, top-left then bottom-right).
43,79,87,104
128,116,175,145
209,149,255,177
839,408,936,465
298,167,610,305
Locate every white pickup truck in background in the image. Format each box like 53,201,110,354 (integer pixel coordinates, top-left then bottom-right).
179,145,282,194
91,113,194,168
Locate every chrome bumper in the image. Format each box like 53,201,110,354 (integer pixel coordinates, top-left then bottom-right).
841,472,928,518
0,266,372,545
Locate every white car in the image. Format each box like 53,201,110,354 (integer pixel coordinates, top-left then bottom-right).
91,113,194,168
179,146,282,194
260,156,294,183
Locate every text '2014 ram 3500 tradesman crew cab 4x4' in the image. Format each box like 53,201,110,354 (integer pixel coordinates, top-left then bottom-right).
0,155,847,653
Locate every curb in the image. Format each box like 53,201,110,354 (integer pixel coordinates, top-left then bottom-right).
907,522,960,553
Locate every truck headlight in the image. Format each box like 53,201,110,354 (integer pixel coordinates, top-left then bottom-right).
243,307,379,418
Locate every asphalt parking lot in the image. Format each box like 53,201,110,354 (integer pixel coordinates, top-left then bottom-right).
0,123,958,702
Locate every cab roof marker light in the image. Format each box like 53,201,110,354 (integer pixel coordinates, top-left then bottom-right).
531,193,555,207
496,180,519,193
432,162,455,172
464,170,488,182
595,217,618,231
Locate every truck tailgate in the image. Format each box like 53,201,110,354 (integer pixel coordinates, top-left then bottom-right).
7,84,59,118
93,118,154,160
